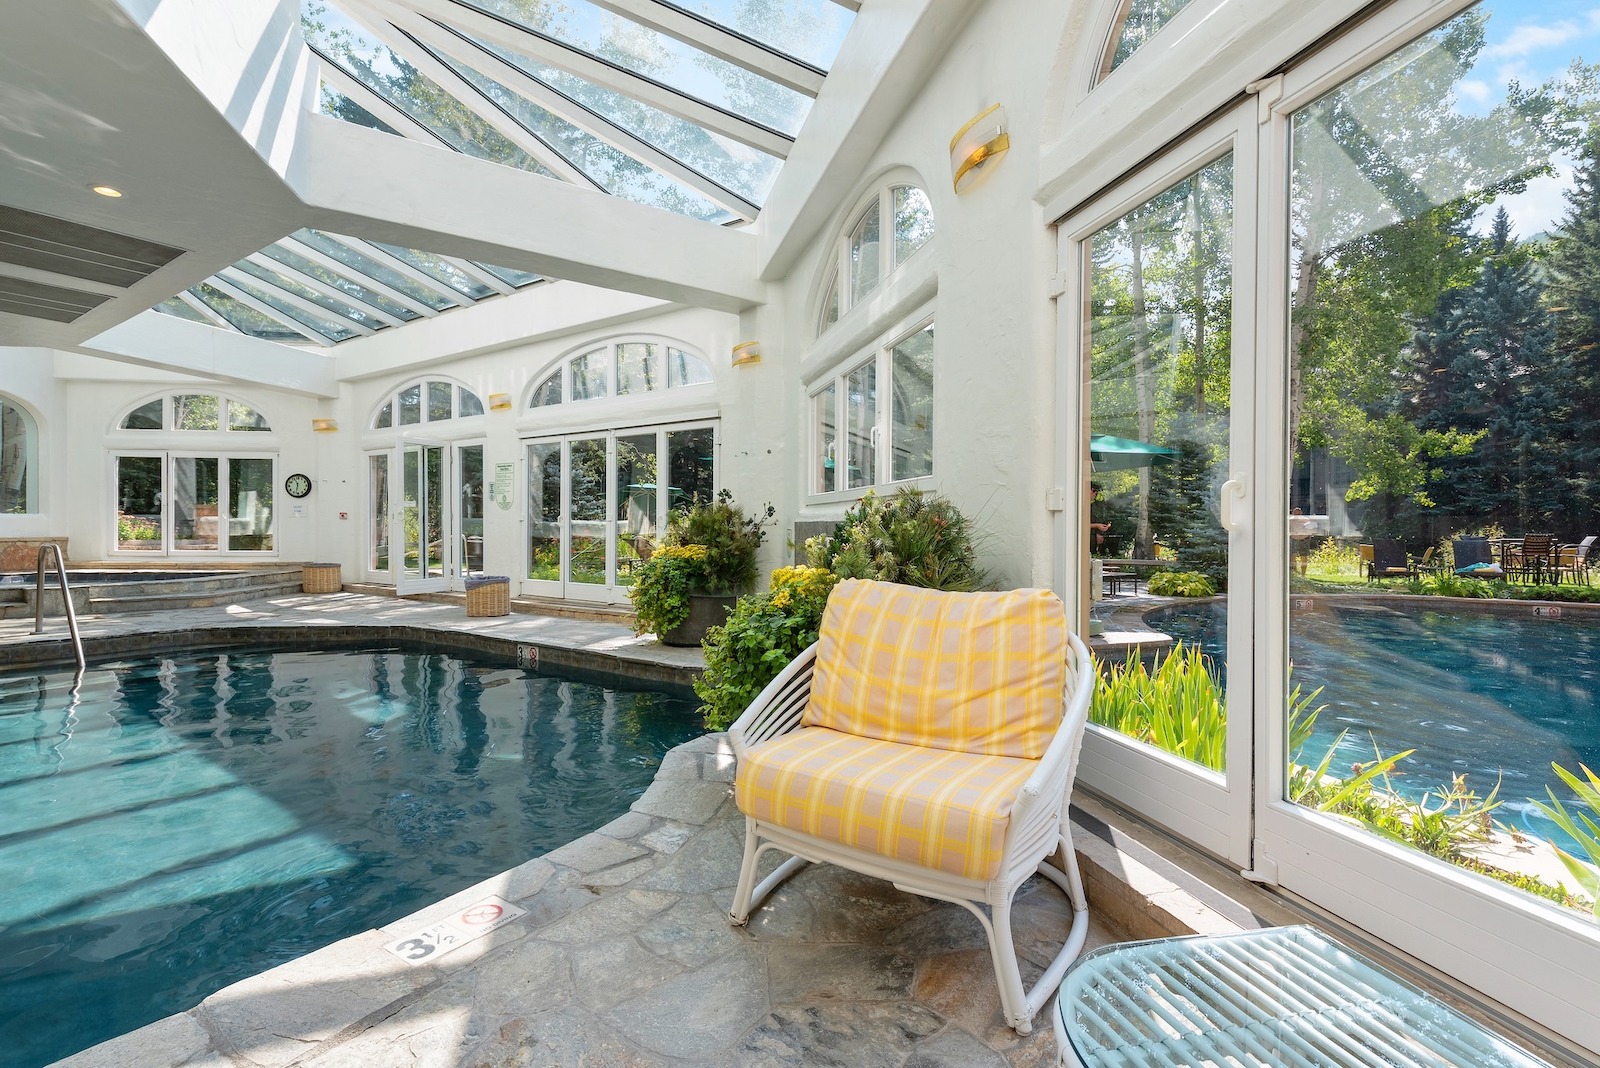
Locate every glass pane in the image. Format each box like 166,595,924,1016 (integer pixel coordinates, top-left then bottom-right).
116,456,164,552
173,394,220,431
527,441,562,581
424,446,444,578
847,202,881,307
153,296,212,324
892,186,934,266
845,362,876,490
1087,152,1232,772
890,323,934,481
233,258,388,330
568,437,609,585
1106,0,1197,76
530,370,563,407
667,427,715,514
403,447,421,578
228,458,274,551
571,349,610,401
122,400,162,430
617,343,659,395
668,348,712,388
375,401,393,429
221,273,359,341
0,399,35,514
615,433,658,587
427,381,454,421
1284,3,1596,913
227,400,270,432
398,385,422,426
370,453,390,572
460,0,812,137
191,282,308,342
669,0,853,71
262,243,420,321
819,272,839,333
317,83,399,134
172,456,221,551
371,242,495,301
444,43,749,221
293,231,457,311
814,384,836,494
475,261,541,287
459,445,485,578
459,388,485,418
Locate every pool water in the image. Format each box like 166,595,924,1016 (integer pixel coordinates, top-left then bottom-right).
1149,601,1600,850
0,647,703,1068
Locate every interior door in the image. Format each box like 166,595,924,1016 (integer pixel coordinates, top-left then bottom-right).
398,442,451,594
457,443,485,583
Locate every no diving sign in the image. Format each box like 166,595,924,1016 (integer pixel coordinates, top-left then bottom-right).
384,895,527,965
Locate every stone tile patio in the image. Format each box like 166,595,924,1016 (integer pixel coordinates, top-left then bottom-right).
58,733,1122,1068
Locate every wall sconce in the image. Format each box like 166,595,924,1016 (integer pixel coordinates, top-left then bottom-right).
488,392,513,411
950,104,1009,194
311,418,338,433
732,341,761,367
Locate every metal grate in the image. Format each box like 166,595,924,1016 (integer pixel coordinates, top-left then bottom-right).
1059,926,1554,1068
0,275,113,323
0,204,184,288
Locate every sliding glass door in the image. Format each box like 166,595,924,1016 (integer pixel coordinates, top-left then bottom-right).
113,453,275,555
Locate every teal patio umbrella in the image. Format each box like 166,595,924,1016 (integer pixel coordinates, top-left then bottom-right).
1090,433,1177,471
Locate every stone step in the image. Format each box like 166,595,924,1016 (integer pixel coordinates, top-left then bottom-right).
341,583,635,625
85,578,305,615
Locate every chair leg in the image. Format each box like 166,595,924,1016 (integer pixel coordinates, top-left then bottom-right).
729,819,763,926
977,836,1094,1035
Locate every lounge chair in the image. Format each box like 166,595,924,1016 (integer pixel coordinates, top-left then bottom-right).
727,579,1094,1034
1452,537,1501,578
1367,539,1410,581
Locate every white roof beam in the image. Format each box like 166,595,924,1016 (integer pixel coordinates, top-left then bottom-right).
328,3,596,187
331,235,471,303
577,0,825,95
314,57,454,146
207,276,339,346
218,265,380,336
443,255,516,295
245,252,410,328
274,236,444,319
291,115,765,311
393,0,794,157
177,291,237,331
383,10,760,220
829,0,861,10
82,310,339,399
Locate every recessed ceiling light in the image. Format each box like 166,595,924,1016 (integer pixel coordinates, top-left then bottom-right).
90,184,123,198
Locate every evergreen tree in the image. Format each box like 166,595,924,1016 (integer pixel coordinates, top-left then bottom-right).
1543,133,1600,533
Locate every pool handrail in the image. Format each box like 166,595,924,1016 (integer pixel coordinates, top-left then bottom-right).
34,543,85,673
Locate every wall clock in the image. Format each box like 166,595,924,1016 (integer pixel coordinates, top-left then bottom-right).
285,473,313,499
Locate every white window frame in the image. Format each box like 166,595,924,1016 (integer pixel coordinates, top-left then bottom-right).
107,450,279,557
807,309,935,503
524,336,716,411
815,182,935,337
114,391,275,434
369,376,487,431
0,393,42,516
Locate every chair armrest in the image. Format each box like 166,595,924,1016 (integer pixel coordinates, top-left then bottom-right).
1004,633,1095,857
727,642,819,761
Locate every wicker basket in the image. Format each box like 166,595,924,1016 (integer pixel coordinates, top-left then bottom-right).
466,575,511,617
302,562,342,594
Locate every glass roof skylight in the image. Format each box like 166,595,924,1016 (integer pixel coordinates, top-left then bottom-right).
153,228,544,346
300,0,853,222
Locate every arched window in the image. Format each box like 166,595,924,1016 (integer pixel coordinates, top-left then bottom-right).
119,393,271,432
372,378,485,429
0,395,39,515
528,340,712,409
1097,0,1198,83
816,184,933,336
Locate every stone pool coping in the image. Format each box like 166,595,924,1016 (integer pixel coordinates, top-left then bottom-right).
0,590,703,690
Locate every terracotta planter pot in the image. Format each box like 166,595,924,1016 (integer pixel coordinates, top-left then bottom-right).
660,592,738,646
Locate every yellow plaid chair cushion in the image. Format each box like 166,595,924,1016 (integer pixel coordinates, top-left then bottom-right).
803,580,1066,759
736,726,1036,882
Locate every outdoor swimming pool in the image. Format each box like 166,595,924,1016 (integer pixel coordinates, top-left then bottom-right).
0,646,703,1068
1148,600,1600,850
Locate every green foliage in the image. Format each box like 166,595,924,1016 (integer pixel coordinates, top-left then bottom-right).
116,513,159,542
805,489,985,591
1530,763,1600,921
1306,538,1362,579
1413,573,1498,598
1146,570,1216,597
695,567,839,731
628,545,711,636
663,490,772,595
1091,645,1228,770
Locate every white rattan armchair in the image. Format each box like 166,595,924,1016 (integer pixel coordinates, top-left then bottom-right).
727,614,1094,1035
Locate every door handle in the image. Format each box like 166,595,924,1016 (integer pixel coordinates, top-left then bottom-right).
1220,478,1249,533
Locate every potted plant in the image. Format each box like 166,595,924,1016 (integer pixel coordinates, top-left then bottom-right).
629,491,772,645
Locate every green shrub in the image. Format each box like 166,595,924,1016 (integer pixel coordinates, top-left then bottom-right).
695,566,839,731
1146,570,1217,597
805,488,985,591
1306,538,1362,579
663,490,772,595
1091,644,1227,770
628,545,711,636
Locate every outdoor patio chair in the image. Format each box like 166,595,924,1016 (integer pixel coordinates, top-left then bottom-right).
1508,533,1556,584
1452,537,1497,577
1559,535,1596,586
727,579,1094,1035
1367,539,1411,581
